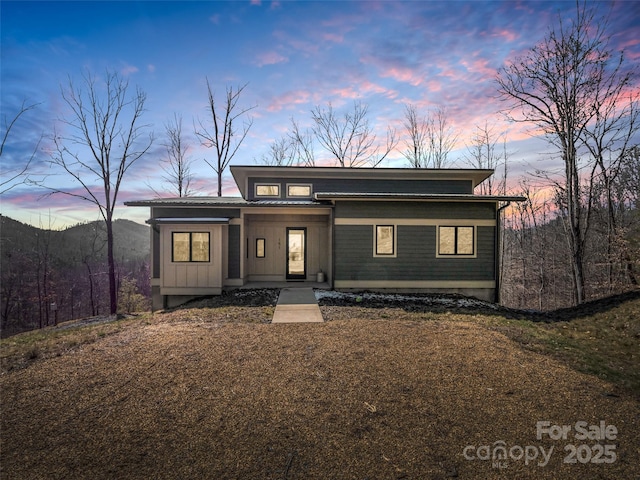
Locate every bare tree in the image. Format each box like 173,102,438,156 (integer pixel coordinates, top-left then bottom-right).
260,119,317,167
311,101,396,167
195,79,255,196
401,103,430,168
45,69,153,315
0,101,42,194
496,2,635,305
464,122,508,195
259,136,294,166
429,106,458,168
152,113,196,197
402,104,458,168
288,119,316,166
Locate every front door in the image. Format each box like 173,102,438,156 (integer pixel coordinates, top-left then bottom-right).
286,227,306,280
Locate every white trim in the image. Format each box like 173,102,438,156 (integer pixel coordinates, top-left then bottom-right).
334,218,496,226
334,280,495,289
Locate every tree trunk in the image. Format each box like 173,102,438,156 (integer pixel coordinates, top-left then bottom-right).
106,217,117,315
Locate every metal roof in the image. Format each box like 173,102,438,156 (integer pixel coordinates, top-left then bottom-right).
314,192,527,202
125,197,329,208
146,217,231,225
230,165,495,198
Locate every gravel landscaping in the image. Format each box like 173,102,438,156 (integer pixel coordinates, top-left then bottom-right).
1,290,638,479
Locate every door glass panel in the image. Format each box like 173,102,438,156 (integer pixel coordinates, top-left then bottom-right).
288,229,305,276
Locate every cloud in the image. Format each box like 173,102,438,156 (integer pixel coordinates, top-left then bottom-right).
266,89,313,112
120,64,139,76
254,51,288,67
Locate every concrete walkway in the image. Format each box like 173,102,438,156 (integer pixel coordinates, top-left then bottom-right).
271,288,324,323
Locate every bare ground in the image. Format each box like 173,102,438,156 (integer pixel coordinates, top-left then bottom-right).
1,292,639,479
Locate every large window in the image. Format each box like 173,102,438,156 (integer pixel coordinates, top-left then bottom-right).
438,226,474,256
172,232,210,262
375,225,395,256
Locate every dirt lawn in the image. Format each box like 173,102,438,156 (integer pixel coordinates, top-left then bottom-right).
2,306,639,479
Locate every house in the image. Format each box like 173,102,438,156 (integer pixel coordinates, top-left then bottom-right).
125,166,524,310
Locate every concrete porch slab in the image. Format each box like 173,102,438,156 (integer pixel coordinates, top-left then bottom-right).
272,288,324,323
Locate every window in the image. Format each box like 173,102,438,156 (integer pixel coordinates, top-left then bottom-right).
256,238,266,258
375,225,395,256
172,232,210,262
438,226,474,256
287,184,312,198
255,184,280,197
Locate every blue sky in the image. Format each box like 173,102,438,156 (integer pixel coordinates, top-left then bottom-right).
2,1,639,227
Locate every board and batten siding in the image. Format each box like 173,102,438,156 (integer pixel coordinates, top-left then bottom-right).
227,224,241,279
160,224,223,295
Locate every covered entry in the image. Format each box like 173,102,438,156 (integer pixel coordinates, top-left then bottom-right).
244,211,331,283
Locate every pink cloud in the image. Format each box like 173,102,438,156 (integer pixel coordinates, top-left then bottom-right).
254,51,288,67
489,28,519,43
266,89,312,112
381,66,423,87
460,57,498,79
322,33,344,43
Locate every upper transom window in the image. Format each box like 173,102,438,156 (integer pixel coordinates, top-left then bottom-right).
287,184,312,198
255,184,280,197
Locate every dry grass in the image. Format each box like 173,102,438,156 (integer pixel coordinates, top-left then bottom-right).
1,297,639,479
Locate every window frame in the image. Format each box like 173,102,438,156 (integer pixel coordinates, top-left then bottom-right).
255,183,280,198
286,183,313,198
437,225,476,257
171,231,211,263
374,224,396,257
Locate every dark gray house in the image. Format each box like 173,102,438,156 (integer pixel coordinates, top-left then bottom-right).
126,165,523,310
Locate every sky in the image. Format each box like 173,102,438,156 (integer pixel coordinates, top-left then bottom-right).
1,0,639,228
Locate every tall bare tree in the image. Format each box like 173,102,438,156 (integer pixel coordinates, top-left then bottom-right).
402,103,430,168
154,113,196,197
311,101,396,167
402,104,458,168
195,79,255,196
464,122,508,195
496,2,636,305
260,119,316,167
46,70,153,314
288,119,316,166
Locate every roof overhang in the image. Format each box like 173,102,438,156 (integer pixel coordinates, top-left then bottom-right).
314,192,527,202
125,197,247,207
230,165,495,198
146,217,231,225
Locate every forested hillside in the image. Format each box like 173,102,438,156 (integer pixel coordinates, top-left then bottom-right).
1,216,150,336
